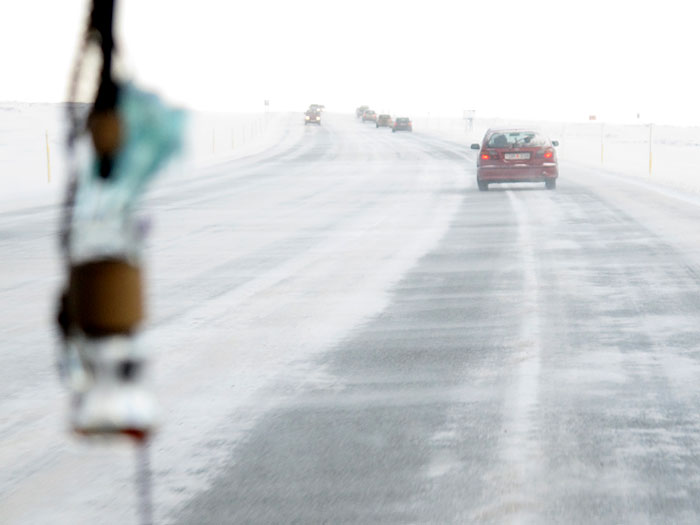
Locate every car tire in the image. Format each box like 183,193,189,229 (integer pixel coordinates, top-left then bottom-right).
478,181,489,191
545,180,557,190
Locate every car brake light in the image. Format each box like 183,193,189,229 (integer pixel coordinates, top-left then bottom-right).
481,153,490,160
544,149,554,159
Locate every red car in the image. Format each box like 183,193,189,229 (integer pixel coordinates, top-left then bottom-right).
362,110,377,123
471,129,559,191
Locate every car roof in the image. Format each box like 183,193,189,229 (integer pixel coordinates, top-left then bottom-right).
485,128,541,134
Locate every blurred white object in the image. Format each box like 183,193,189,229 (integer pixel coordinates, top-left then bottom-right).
70,335,158,438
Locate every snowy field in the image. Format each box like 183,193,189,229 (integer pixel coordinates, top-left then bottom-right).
0,103,296,210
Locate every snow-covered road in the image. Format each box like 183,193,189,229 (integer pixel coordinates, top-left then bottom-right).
3,113,700,523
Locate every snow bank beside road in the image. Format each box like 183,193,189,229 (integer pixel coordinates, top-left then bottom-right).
0,104,67,209
0,102,294,211
185,110,298,168
413,115,700,195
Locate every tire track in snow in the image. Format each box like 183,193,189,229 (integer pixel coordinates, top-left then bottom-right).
490,189,544,522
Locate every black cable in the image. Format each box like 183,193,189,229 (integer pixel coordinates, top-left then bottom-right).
90,0,118,111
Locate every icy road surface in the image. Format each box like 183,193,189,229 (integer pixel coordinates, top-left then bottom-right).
3,113,700,524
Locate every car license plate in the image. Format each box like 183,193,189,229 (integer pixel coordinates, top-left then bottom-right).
505,152,531,160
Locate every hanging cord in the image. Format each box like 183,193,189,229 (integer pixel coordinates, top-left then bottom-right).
61,0,120,258
60,8,92,261
65,0,118,150
88,0,121,180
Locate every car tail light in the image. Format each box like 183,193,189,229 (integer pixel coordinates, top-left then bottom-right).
543,148,554,159
480,151,499,160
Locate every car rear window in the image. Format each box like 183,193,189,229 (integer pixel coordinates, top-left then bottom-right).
487,131,548,148
396,118,409,123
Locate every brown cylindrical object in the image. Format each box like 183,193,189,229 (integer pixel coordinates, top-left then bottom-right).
88,110,123,155
69,258,144,336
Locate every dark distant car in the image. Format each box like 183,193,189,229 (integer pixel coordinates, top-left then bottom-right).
471,128,559,191
305,110,321,125
392,117,412,132
362,110,377,123
376,114,393,128
356,105,369,118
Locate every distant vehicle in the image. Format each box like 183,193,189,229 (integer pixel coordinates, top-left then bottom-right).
362,110,377,123
356,105,369,118
376,114,393,128
392,117,412,132
305,109,321,125
471,128,559,191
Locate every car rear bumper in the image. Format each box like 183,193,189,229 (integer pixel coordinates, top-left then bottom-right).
477,165,558,182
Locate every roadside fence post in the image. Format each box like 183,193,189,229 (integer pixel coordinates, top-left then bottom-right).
45,130,51,183
649,123,653,176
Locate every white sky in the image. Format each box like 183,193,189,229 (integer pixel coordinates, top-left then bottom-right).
1,0,699,124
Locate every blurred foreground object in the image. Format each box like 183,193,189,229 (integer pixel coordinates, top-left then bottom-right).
57,0,184,440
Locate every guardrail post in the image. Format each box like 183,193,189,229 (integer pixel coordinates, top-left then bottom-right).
45,130,51,183
649,123,653,176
